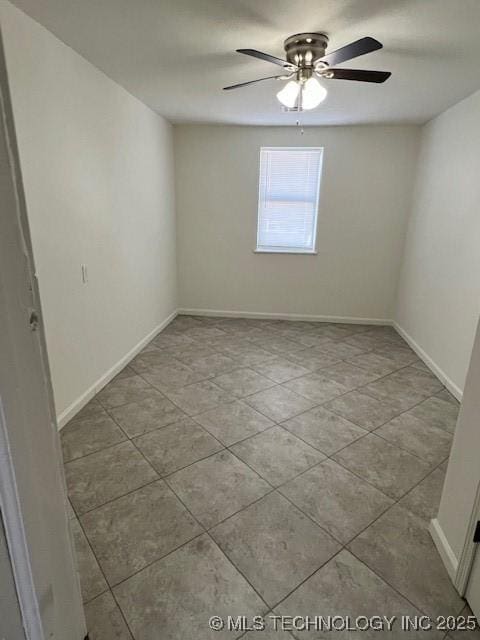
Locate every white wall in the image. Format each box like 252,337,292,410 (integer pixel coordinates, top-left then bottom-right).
1,2,177,422
395,89,480,397
174,124,419,321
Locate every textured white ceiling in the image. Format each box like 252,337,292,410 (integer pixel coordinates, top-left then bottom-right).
9,0,480,125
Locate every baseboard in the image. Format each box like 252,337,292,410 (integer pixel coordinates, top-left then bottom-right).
393,322,463,401
177,308,391,326
57,310,177,429
429,518,459,584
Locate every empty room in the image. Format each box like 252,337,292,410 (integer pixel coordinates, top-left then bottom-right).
1,1,480,639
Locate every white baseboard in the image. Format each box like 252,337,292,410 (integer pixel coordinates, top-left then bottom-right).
57,310,177,429
429,518,459,584
393,322,463,401
177,308,391,326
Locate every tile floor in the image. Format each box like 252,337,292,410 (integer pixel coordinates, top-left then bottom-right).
61,315,478,639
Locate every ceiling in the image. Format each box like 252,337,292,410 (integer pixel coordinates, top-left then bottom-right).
10,0,480,126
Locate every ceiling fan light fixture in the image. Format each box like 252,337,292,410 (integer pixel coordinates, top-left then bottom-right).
276,80,301,108
301,77,327,109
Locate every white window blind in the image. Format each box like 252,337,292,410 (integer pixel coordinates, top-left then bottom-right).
256,147,323,253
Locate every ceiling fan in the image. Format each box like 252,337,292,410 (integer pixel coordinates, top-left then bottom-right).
224,33,391,110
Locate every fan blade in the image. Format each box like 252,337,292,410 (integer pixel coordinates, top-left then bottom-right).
223,75,284,90
236,48,295,69
327,68,391,83
321,37,382,67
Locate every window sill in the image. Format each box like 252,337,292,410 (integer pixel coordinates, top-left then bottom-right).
253,249,318,255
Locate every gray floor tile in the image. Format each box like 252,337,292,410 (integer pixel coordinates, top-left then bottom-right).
374,343,419,366
286,349,342,372
345,351,403,376
274,325,323,340
410,359,431,372
213,368,275,397
61,412,126,462
279,459,393,544
231,327,275,341
361,375,433,410
113,365,137,381
168,343,219,365
113,534,266,640
167,450,270,528
168,314,203,331
109,394,186,438
376,413,452,466
252,358,311,383
193,400,274,446
344,332,396,351
164,380,234,416
62,318,463,637
152,332,195,349
253,337,305,356
134,417,223,475
282,406,367,455
129,349,177,373
349,504,464,619
399,466,447,521
244,385,316,422
278,549,437,639
312,341,367,360
408,396,460,434
96,375,156,409
137,340,162,353
363,325,404,341
318,325,362,340
84,591,133,640
390,366,444,396
436,388,460,406
211,492,340,607
333,433,431,499
183,326,228,341
70,518,107,603
219,342,278,367
81,480,203,585
290,333,334,349
72,397,105,421
209,335,251,351
66,441,158,514
317,361,381,390
283,373,349,404
189,352,239,377
141,360,209,391
324,390,405,430
230,426,325,487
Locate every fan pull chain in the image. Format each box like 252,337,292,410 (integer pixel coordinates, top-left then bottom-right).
296,119,304,135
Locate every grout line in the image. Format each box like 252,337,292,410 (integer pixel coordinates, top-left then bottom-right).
71,342,447,517
271,452,457,625
73,475,162,517
204,531,271,613
108,529,208,591
64,317,459,635
74,518,137,640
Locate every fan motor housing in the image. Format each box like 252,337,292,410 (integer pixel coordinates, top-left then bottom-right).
284,32,329,68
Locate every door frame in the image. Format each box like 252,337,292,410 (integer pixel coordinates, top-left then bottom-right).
0,408,43,638
456,482,480,594
0,25,86,640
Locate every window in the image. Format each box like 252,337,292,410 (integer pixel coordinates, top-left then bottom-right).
256,146,323,254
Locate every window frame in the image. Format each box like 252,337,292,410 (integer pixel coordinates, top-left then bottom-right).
254,146,324,255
